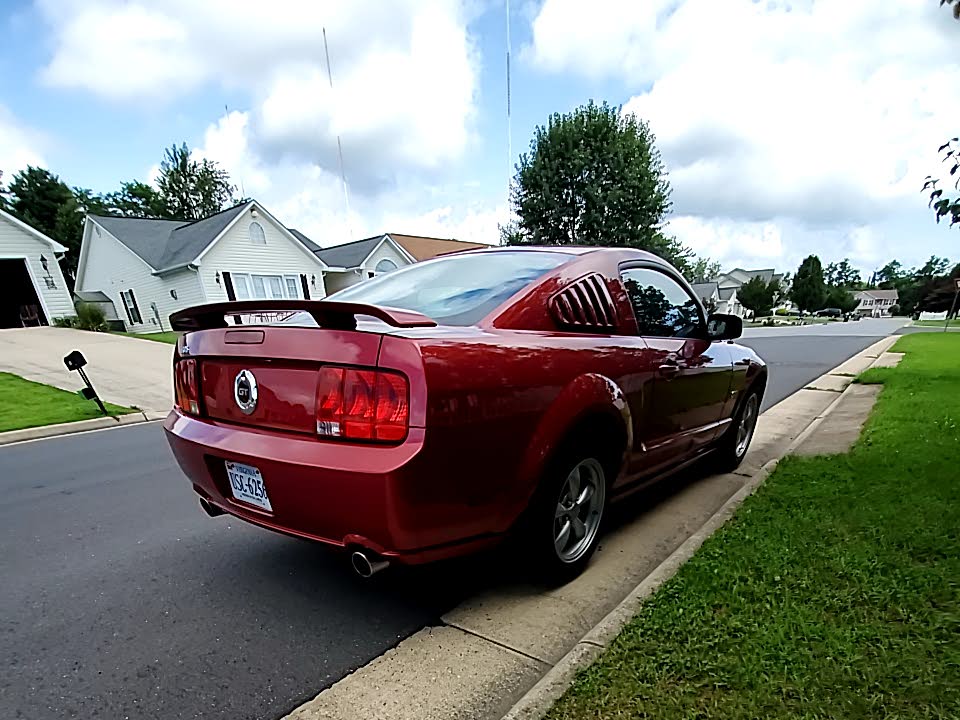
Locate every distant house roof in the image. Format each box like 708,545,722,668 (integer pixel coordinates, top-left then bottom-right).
310,232,489,269
690,281,719,299
287,228,321,253
89,202,251,272
74,290,112,303
313,234,389,268
714,268,782,288
857,289,899,300
387,234,488,261
718,287,737,301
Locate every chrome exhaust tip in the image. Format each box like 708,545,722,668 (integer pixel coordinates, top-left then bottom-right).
351,550,390,578
198,497,225,518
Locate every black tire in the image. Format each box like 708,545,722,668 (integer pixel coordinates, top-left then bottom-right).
710,387,761,473
524,445,610,584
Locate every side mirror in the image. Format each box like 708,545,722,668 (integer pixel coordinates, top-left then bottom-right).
706,313,742,341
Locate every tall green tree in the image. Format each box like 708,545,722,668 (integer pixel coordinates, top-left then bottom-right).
156,143,236,220
737,276,777,318
791,255,827,314
824,259,862,288
103,180,164,218
7,167,74,239
0,171,10,212
54,188,107,284
688,257,722,283
874,260,903,287
504,101,680,263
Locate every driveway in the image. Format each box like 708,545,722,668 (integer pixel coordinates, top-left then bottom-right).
0,327,173,413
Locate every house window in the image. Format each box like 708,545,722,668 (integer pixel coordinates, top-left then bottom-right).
121,289,143,325
375,258,398,273
250,222,266,245
231,273,301,300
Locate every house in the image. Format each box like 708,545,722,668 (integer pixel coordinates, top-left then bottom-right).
854,289,899,317
75,200,328,333
690,281,720,312
711,268,785,318
308,233,488,294
0,207,75,328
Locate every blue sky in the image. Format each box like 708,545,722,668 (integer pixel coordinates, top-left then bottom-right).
1,0,958,278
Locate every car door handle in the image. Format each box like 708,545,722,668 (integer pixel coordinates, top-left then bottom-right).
657,358,682,379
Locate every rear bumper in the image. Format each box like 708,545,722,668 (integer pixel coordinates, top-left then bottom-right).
163,410,502,564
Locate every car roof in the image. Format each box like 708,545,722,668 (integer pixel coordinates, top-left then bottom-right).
454,245,663,260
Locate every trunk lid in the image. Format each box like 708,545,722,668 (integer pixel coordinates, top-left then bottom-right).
188,326,384,435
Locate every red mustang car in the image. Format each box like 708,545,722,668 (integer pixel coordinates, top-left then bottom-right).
165,247,765,581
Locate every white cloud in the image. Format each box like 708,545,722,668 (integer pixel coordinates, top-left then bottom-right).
528,0,960,273
37,0,479,191
195,110,502,248
0,106,46,177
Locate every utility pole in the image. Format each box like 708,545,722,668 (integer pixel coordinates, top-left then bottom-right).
505,0,512,209
946,278,960,333
323,27,353,240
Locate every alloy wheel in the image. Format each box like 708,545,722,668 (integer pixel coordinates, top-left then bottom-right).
553,458,606,563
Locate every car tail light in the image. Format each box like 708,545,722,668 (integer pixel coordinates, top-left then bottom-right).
174,359,200,415
316,367,409,442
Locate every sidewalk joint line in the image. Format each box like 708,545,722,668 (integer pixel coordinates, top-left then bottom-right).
445,623,552,667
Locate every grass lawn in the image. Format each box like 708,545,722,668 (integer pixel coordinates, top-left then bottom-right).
548,332,960,720
0,372,135,433
112,331,180,344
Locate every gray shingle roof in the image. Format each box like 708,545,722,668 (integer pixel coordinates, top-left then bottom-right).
288,228,321,253
314,234,386,268
690,281,719,299
718,287,737,301
89,202,251,272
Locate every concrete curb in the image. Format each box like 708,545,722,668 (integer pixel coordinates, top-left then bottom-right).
0,409,165,447
498,333,901,720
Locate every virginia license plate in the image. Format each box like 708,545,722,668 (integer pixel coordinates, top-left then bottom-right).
225,461,273,512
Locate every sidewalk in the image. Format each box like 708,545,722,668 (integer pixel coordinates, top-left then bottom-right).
284,336,902,720
0,327,173,413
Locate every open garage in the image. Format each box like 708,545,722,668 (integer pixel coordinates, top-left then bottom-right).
0,209,74,329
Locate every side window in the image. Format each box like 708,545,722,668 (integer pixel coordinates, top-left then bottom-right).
620,267,702,338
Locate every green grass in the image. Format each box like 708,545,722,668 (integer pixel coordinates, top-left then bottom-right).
0,372,135,433
111,331,180,344
548,332,960,720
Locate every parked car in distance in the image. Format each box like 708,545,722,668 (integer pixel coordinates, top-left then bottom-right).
815,307,843,318
164,247,766,581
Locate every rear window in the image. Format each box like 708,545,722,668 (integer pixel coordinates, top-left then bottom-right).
326,250,572,325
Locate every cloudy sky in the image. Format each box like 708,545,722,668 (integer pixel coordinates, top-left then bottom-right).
1,0,957,276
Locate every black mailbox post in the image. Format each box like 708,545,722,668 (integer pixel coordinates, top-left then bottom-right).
63,350,108,416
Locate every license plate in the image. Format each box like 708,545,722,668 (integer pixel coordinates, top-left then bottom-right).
225,461,273,512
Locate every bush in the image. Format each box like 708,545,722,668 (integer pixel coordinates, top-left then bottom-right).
53,316,78,328
890,304,901,316
75,302,108,332
775,308,788,316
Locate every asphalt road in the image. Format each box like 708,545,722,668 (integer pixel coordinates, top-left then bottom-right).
0,317,907,720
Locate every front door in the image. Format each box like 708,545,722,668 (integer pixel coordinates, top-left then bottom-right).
620,265,732,474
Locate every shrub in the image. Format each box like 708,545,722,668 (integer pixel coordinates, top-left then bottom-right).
775,308,788,316
890,304,901,316
54,316,78,328
75,302,108,332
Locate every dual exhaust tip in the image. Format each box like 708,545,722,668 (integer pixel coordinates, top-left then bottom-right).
199,498,389,578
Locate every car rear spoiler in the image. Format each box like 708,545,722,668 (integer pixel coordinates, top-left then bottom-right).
169,300,438,331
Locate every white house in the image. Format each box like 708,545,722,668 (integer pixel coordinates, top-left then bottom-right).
854,289,899,317
0,207,75,328
75,200,329,333
711,267,785,318
310,233,487,293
